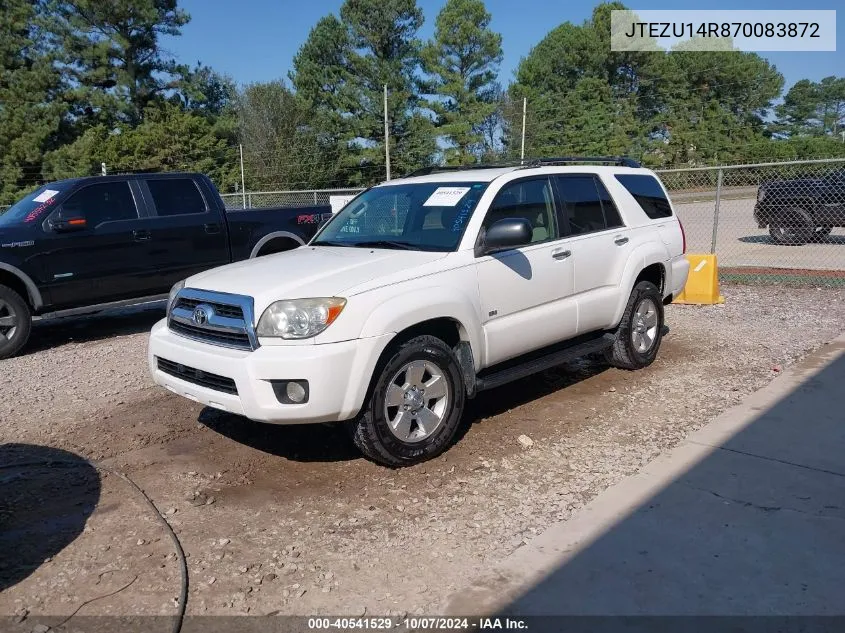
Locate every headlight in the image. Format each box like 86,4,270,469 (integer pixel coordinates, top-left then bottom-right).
256,298,346,339
758,189,766,203
167,280,185,313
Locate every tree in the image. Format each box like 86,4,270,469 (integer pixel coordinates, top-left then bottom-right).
0,0,65,203
290,0,436,182
43,102,239,191
235,81,343,190
775,76,845,138
421,0,502,164
48,0,190,126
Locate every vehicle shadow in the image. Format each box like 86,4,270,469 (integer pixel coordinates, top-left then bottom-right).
0,443,100,592
23,303,165,356
197,356,608,463
738,234,845,245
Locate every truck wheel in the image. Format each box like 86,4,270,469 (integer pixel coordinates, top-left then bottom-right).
347,335,465,467
605,281,664,371
0,285,32,360
769,207,813,245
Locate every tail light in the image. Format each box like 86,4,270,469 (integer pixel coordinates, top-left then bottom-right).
678,218,686,253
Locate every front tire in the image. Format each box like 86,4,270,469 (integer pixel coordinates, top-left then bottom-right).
769,207,814,245
347,335,465,467
605,281,664,371
0,285,32,360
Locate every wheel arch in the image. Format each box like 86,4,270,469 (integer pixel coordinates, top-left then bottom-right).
610,246,667,328
249,231,305,258
0,263,43,310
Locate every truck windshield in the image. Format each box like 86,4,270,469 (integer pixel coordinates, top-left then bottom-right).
312,181,489,251
0,183,69,228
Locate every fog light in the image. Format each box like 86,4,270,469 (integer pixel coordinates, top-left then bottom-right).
271,379,309,404
286,381,306,403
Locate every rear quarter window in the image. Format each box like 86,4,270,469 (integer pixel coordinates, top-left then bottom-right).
615,174,673,219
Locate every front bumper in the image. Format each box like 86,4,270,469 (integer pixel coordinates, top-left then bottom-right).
148,319,391,424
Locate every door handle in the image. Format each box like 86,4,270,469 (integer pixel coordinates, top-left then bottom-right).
614,236,629,246
204,223,221,234
552,249,572,260
132,229,151,242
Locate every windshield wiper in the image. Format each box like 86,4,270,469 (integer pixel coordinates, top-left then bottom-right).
351,240,417,250
313,240,355,248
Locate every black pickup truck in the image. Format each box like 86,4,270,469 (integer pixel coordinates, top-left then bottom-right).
754,168,845,245
0,172,332,358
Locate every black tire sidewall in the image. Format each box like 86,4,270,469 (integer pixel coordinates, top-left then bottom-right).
367,337,465,464
0,285,32,359
770,207,813,245
620,282,664,367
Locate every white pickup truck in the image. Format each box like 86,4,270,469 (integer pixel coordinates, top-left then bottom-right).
148,158,689,466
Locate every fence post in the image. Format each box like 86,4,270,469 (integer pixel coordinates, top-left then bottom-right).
314,192,318,204
710,168,723,254
248,193,252,209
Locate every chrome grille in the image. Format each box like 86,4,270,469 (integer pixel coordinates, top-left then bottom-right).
156,357,238,394
167,288,258,351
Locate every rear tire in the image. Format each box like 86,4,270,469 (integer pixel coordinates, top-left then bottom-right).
347,335,465,467
605,281,664,371
0,285,32,359
769,207,814,245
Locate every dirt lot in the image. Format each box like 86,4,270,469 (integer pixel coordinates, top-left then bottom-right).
2,285,844,620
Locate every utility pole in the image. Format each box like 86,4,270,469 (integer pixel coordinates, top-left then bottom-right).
840,130,845,143
520,97,527,163
383,84,391,181
239,144,247,209
101,162,107,176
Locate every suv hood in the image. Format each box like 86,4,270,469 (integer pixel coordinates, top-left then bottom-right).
186,246,449,310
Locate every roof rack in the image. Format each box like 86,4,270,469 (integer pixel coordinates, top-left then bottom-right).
403,156,640,178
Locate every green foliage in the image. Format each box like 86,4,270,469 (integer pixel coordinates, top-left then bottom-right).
235,81,344,190
48,0,190,126
420,0,502,164
0,0,65,202
775,76,845,138
43,103,239,190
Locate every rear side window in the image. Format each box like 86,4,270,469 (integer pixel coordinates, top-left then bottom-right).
556,175,623,235
146,179,206,216
615,174,673,219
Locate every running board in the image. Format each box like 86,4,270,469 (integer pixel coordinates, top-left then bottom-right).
475,333,616,393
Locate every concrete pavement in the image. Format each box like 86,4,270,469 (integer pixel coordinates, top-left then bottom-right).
449,334,845,621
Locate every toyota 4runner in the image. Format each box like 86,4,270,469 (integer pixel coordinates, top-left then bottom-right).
148,157,690,466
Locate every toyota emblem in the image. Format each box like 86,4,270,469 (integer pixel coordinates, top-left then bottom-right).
192,305,211,325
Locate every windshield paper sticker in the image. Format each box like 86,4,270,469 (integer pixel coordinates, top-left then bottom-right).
423,187,470,207
33,189,59,203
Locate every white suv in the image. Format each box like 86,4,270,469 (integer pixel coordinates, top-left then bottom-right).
148,158,689,466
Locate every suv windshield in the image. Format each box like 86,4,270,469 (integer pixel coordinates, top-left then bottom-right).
0,183,70,228
312,181,489,251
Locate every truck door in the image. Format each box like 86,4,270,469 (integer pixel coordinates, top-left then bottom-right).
139,177,230,291
39,180,160,308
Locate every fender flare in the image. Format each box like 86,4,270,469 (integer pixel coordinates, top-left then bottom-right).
358,286,485,370
610,244,668,327
249,231,305,258
0,262,43,309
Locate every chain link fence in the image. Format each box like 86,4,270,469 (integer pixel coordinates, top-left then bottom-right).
220,188,363,210
656,158,845,284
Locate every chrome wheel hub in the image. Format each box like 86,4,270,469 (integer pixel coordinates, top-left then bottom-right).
631,298,659,354
0,300,18,341
384,360,450,443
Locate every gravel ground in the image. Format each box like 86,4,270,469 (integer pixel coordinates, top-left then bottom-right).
1,284,844,619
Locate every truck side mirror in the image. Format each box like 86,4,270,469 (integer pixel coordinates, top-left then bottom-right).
49,214,88,233
475,218,533,257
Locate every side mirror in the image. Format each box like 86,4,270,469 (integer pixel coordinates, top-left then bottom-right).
476,218,532,256
49,215,88,233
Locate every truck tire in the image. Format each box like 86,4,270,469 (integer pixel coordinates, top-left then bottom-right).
769,207,814,245
347,335,465,467
0,285,32,360
605,281,664,371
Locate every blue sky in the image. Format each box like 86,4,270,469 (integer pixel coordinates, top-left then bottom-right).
163,0,843,93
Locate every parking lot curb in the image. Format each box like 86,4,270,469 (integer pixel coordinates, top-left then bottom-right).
445,332,845,616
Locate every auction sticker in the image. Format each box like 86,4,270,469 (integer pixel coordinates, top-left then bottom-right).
423,187,470,207
33,189,59,203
